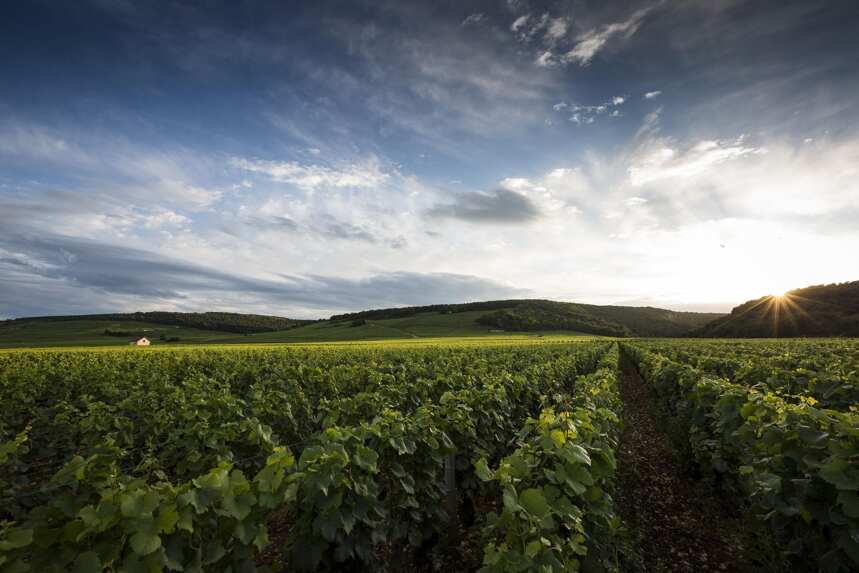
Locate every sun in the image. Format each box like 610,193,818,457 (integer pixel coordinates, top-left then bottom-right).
769,284,795,299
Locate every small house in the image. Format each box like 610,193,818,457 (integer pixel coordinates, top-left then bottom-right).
130,337,151,346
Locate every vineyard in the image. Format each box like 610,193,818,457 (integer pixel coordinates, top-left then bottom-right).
0,338,857,572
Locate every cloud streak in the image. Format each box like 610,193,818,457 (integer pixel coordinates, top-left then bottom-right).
427,189,541,224
562,4,658,66
232,157,389,191
0,233,526,318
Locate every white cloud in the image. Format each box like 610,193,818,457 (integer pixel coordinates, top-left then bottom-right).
511,14,530,32
644,90,662,99
477,131,859,309
141,210,191,229
561,5,655,66
0,121,225,210
511,12,549,42
561,96,625,125
636,107,663,139
499,177,545,192
232,156,389,191
535,51,555,67
157,181,223,208
569,113,595,125
628,139,763,186
0,123,90,164
498,176,575,215
545,17,568,40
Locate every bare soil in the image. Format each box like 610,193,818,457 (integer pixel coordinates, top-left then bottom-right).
615,358,750,572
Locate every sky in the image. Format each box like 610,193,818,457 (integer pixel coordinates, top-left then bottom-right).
1,0,858,319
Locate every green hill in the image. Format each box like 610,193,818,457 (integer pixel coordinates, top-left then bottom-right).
0,312,311,348
327,299,721,339
221,309,582,344
473,300,722,338
696,281,859,337
0,300,725,348
0,319,245,348
1,311,311,334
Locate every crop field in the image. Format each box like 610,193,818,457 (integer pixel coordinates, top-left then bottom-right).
0,338,857,572
620,339,859,572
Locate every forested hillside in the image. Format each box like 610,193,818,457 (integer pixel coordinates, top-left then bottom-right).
0,312,312,334
332,299,723,337
0,299,725,348
696,281,859,337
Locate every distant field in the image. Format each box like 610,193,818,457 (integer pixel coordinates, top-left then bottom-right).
0,333,599,353
0,310,595,348
0,319,238,348
216,310,594,343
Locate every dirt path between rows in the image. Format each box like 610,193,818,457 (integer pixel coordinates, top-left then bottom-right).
616,357,749,572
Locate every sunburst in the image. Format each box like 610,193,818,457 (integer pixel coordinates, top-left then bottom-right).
713,291,815,337
763,292,816,337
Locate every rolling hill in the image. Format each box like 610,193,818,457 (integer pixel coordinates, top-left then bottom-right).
695,281,859,337
329,300,722,339
0,312,312,348
2,311,312,334
0,300,725,348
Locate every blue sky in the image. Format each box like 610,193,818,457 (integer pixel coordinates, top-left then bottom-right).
2,0,858,318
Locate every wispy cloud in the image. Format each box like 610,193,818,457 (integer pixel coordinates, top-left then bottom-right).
311,4,558,148
624,196,648,206
0,232,525,318
628,138,764,186
553,95,626,125
561,4,658,66
231,156,389,191
644,90,662,99
0,120,224,210
511,13,548,41
535,51,555,68
545,17,569,41
0,122,91,165
510,14,530,33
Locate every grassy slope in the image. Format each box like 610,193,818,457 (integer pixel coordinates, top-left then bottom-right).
219,310,593,343
0,298,727,348
0,310,594,348
0,320,238,348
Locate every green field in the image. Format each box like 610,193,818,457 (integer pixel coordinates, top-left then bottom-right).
0,298,729,348
0,319,240,348
218,310,595,344
0,310,595,348
0,339,620,571
1,337,857,571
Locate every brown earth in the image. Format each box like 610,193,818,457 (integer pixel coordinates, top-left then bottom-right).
615,359,752,572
